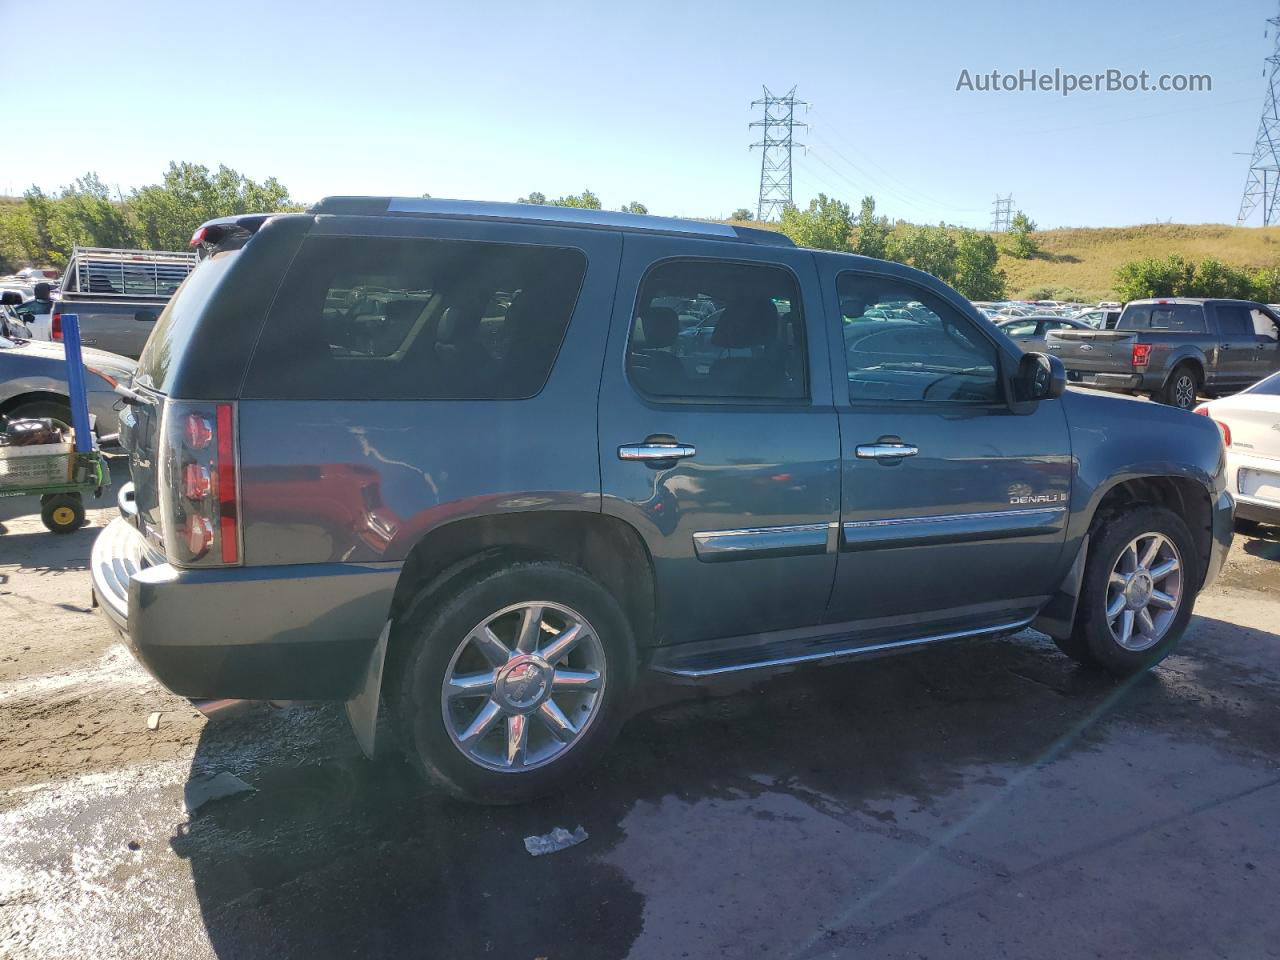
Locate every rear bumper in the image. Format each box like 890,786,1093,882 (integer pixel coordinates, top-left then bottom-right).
1226,449,1280,527
91,517,400,700
1065,370,1146,391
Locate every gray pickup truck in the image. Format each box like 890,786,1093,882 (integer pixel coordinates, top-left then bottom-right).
91,199,1233,804
43,247,196,359
1045,298,1280,409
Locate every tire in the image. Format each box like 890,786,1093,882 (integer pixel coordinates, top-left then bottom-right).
392,560,635,804
1159,364,1199,410
41,493,85,534
6,399,73,431
1062,505,1198,675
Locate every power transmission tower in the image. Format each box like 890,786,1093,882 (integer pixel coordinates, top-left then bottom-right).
991,195,1014,232
750,86,807,222
1237,1,1280,226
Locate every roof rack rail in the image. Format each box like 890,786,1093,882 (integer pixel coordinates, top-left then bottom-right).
308,197,795,247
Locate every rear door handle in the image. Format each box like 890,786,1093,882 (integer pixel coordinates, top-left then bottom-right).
618,441,696,462
855,442,919,460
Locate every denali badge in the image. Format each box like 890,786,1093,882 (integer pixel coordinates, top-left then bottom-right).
1009,491,1069,505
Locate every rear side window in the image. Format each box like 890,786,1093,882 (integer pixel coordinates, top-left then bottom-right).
243,237,586,400
625,259,807,401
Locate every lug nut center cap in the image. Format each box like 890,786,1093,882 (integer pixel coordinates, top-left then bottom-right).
1126,572,1154,609
494,656,553,712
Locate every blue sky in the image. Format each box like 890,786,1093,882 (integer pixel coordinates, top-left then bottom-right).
2,0,1274,227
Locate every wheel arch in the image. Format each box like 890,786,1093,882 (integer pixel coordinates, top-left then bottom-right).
383,509,657,672
1086,474,1213,588
0,389,71,419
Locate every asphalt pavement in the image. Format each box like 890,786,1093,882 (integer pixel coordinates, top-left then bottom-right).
2,460,1278,959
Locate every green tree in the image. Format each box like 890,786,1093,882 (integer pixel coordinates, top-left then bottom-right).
518,191,547,205
1006,211,1039,259
885,223,958,282
952,229,1006,300
620,201,648,215
130,162,297,250
851,195,890,260
1114,254,1193,300
778,194,853,251
550,189,602,209
729,207,753,222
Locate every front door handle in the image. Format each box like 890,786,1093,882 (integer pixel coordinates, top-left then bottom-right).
619,440,696,462
855,442,919,460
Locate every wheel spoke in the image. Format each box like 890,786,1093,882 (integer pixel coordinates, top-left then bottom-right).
1119,609,1135,645
474,626,511,667
537,699,577,743
1109,571,1129,588
1106,592,1127,619
1136,608,1156,637
1122,544,1138,573
1140,536,1162,569
540,622,585,664
446,670,497,699
458,700,502,749
1149,557,1179,580
515,605,543,654
552,668,601,692
1150,589,1177,610
505,714,529,767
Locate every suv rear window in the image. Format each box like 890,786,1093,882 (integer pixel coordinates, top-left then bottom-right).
243,237,586,400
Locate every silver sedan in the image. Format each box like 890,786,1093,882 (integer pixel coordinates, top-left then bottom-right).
0,332,135,443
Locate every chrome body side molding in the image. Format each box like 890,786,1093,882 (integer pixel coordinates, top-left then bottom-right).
843,506,1066,550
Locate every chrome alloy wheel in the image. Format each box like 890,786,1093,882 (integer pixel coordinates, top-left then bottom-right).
1105,532,1184,652
441,601,606,772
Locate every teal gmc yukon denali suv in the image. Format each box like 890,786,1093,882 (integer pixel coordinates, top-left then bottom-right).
91,198,1234,803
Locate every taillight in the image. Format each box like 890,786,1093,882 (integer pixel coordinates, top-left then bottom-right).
1132,343,1153,367
159,401,240,566
1193,406,1231,446
189,226,208,247
51,308,62,341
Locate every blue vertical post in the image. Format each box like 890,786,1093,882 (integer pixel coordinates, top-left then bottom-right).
60,313,94,453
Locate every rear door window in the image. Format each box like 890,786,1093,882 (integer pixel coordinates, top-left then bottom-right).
625,259,807,401
243,236,587,400
1215,305,1255,337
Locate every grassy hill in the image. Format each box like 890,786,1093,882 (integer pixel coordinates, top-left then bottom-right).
726,219,1280,302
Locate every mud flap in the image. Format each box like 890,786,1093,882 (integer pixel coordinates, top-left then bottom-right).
1032,535,1089,640
345,620,391,759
